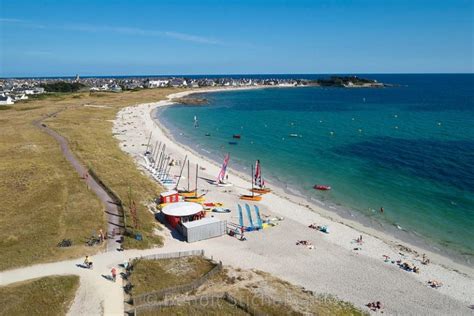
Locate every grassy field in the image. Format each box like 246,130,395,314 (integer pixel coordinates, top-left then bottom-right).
0,96,106,271
130,256,216,295
0,88,185,270
0,275,79,316
44,89,184,248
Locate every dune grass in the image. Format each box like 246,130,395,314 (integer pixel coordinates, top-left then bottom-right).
0,275,79,316
130,256,216,295
128,257,365,315
0,97,106,271
0,88,185,270
44,88,185,248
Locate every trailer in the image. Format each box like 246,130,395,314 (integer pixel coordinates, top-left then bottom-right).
179,217,227,243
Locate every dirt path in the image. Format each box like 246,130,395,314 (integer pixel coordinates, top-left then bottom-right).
0,241,201,316
34,109,124,251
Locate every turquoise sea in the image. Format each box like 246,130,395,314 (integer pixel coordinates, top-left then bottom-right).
157,74,474,264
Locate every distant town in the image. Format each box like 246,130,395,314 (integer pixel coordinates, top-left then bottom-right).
0,75,386,105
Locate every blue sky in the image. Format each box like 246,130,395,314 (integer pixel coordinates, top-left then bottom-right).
0,0,472,76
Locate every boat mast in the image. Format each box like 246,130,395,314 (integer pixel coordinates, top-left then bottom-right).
195,163,199,197
175,155,187,190
145,132,152,154
251,164,254,197
187,160,190,191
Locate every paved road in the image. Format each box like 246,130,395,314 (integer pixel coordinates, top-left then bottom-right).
34,109,124,251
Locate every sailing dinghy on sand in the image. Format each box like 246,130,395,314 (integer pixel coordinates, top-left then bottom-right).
240,164,262,201
178,159,197,197
250,160,271,194
213,153,233,187
184,163,206,203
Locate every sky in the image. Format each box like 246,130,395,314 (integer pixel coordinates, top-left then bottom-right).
0,0,473,77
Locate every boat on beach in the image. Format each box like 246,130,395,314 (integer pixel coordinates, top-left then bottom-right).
213,153,233,187
181,162,206,202
250,160,271,194
241,163,263,201
177,159,197,196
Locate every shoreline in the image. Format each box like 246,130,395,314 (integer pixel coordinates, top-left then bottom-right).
113,86,474,314
156,87,472,270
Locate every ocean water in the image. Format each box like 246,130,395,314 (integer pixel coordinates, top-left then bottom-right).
157,74,474,263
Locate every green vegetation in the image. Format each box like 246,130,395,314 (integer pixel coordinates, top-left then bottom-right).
44,88,184,248
0,97,106,271
1,88,185,269
0,275,79,316
315,76,377,87
130,256,216,295
40,81,85,93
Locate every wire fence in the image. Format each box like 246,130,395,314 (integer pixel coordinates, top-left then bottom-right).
135,249,204,261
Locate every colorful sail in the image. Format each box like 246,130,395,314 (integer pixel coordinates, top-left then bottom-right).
254,159,265,188
217,153,230,183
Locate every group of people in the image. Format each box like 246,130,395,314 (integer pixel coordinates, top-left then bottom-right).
428,279,442,288
366,301,383,311
421,253,430,265
398,261,420,273
296,240,314,249
82,256,124,282
308,223,329,233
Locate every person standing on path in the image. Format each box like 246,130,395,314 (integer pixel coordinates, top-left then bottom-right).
111,267,117,282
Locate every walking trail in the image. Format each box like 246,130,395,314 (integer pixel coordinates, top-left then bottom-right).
3,108,132,315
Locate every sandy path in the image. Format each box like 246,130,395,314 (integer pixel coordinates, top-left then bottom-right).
0,245,201,316
112,88,474,315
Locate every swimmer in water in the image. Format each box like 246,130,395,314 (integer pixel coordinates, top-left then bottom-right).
380,207,384,213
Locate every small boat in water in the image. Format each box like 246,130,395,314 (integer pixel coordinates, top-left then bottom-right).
205,133,211,136
228,141,238,145
314,185,331,191
289,133,301,138
233,134,241,139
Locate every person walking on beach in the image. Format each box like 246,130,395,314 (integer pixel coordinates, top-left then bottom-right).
84,256,93,269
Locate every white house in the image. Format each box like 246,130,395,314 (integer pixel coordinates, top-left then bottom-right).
145,80,169,88
0,94,14,105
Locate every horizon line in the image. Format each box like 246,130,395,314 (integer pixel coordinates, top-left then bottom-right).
1,72,473,79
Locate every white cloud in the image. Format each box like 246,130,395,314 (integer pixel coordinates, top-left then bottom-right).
0,17,219,45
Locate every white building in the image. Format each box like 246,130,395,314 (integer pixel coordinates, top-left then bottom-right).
0,94,14,105
145,80,169,88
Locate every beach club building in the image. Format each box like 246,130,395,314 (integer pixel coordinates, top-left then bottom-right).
161,202,205,228
160,201,226,242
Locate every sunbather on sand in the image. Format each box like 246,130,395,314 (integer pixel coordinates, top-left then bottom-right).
428,280,442,288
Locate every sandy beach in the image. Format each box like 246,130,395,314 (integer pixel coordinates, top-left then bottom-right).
112,87,474,315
